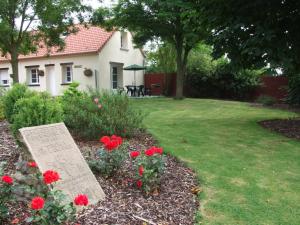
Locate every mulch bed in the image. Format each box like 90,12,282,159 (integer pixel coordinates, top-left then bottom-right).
0,120,199,225
259,118,300,140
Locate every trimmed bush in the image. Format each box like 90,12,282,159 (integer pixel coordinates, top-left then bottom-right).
2,84,32,123
62,85,144,140
257,95,277,106
11,92,63,134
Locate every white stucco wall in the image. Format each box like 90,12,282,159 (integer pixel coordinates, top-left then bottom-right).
0,54,99,95
98,31,145,90
0,31,145,95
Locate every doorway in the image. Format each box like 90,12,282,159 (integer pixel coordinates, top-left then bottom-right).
46,66,57,96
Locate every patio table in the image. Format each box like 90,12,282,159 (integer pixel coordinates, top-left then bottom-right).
126,85,145,97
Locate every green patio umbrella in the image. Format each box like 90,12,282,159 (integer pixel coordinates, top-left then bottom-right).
123,64,147,85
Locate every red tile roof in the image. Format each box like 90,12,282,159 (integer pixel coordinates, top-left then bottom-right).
0,25,114,62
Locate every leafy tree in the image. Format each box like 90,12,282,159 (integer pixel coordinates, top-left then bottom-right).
198,0,300,104
94,0,207,99
198,0,300,73
0,0,89,83
146,42,176,74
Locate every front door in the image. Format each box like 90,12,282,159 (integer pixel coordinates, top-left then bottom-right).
46,66,57,96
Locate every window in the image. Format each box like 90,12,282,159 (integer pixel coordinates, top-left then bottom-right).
62,65,73,83
30,68,39,84
66,66,72,83
112,66,118,89
0,69,9,86
120,32,128,49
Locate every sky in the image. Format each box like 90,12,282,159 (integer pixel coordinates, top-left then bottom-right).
84,0,117,8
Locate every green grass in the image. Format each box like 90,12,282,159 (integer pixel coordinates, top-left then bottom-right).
132,98,300,225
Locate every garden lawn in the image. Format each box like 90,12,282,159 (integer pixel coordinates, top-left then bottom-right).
132,98,300,225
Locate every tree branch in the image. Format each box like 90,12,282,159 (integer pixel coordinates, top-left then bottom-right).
18,0,30,43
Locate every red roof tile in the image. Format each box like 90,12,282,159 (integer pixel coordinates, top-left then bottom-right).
0,25,114,62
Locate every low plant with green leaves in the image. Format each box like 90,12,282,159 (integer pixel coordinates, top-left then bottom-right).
2,83,32,123
25,167,88,225
130,147,165,194
89,135,127,177
62,85,144,139
11,92,63,134
28,189,77,225
0,163,14,222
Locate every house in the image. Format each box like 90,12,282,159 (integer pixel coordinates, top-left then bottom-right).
0,25,145,96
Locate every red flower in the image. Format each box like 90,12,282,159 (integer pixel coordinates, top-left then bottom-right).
145,148,155,157
100,136,110,144
104,140,119,151
74,194,89,206
130,151,140,159
27,161,38,168
43,170,60,184
139,165,144,176
2,175,13,185
136,180,143,188
31,197,45,210
154,147,163,155
111,135,123,145
98,104,102,109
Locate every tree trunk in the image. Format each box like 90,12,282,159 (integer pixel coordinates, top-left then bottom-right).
175,61,184,99
10,48,19,83
175,47,186,100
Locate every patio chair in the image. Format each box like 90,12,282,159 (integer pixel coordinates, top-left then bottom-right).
137,85,145,97
125,85,135,96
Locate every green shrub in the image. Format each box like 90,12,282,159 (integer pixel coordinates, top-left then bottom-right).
256,95,277,106
62,86,144,140
11,93,63,134
186,61,262,100
130,147,165,194
0,163,14,222
2,84,32,123
89,135,127,177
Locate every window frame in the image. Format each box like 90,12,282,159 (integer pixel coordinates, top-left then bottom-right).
112,66,118,89
61,64,73,84
29,68,40,85
0,69,9,86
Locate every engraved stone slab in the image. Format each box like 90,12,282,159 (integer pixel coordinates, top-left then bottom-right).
19,123,105,205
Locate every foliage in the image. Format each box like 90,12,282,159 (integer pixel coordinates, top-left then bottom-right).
28,190,76,225
62,82,82,98
198,0,300,104
89,135,127,177
198,0,300,71
0,0,89,82
132,98,299,225
146,42,177,73
131,147,165,194
256,95,277,106
11,92,63,134
94,0,207,99
62,86,144,140
186,48,263,100
2,83,31,123
13,160,49,201
0,164,14,222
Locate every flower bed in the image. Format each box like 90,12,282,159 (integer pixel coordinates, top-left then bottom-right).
0,120,199,224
